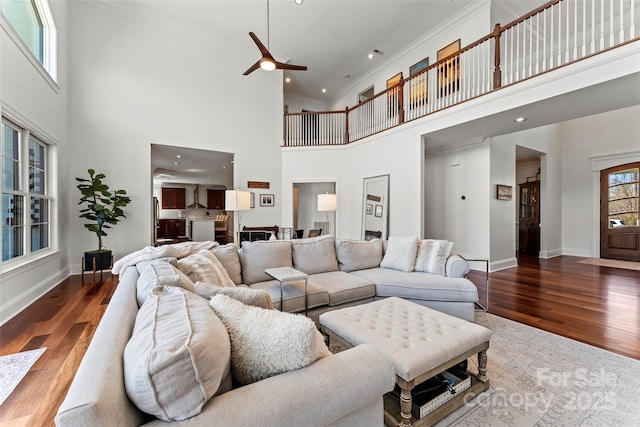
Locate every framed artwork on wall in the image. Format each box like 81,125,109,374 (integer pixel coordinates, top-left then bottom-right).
260,194,275,207
496,184,513,200
437,39,461,97
386,72,403,117
409,57,429,106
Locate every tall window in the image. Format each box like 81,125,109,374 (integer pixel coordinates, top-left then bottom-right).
1,119,51,262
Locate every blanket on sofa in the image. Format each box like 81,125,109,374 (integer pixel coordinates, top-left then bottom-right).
112,241,219,275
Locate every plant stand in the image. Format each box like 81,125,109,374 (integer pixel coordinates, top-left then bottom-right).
81,254,113,283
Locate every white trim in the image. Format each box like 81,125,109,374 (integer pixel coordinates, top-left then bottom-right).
539,248,562,259
0,102,59,145
490,257,518,272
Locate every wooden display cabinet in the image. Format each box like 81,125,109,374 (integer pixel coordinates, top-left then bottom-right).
518,180,540,255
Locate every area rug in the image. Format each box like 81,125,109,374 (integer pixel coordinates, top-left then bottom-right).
0,348,46,406
329,313,640,426
577,257,640,271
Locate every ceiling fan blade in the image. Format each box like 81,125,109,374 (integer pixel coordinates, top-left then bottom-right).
248,32,273,59
275,62,308,71
243,60,262,76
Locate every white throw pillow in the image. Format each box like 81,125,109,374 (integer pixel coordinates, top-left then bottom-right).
210,244,243,285
414,239,454,275
124,286,232,421
135,259,195,306
209,294,331,386
194,282,274,309
177,250,235,287
380,236,419,272
335,238,384,272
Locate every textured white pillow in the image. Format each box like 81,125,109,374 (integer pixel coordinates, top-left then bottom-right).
135,259,195,306
210,244,242,285
209,294,331,385
124,286,232,421
177,250,235,287
414,239,454,275
380,236,419,272
194,282,274,309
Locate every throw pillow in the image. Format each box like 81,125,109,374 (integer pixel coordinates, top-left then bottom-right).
177,250,235,287
124,286,232,421
335,239,384,272
209,294,331,385
194,282,274,309
291,235,339,274
211,244,243,285
414,239,454,275
135,259,195,307
240,240,293,285
380,236,419,272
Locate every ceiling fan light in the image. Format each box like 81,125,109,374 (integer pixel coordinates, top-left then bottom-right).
260,58,276,71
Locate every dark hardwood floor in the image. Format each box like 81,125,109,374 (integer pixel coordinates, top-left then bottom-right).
0,255,638,426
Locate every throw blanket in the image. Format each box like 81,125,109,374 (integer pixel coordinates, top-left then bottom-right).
112,240,219,275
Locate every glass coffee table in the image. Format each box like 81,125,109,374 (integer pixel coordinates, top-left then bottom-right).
265,267,309,315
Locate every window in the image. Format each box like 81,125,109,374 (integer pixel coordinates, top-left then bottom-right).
1,119,52,262
1,0,57,80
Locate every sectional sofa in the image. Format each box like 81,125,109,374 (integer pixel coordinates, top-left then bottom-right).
56,235,478,426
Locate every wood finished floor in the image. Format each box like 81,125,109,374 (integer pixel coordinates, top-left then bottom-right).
0,255,638,426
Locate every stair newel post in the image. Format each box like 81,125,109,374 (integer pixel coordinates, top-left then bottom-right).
398,78,405,125
344,107,350,144
493,23,502,89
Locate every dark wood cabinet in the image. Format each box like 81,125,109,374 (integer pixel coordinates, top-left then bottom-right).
207,189,225,210
157,219,186,238
519,181,540,255
161,187,186,209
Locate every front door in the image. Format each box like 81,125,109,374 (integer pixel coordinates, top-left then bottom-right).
600,162,640,261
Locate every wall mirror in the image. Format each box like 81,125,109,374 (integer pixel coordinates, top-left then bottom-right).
361,174,389,240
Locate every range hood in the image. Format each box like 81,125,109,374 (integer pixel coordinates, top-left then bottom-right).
187,184,206,209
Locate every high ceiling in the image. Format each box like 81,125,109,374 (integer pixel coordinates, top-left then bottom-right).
110,0,543,103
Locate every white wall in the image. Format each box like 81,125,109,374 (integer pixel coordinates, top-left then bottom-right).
66,1,284,268
0,1,69,324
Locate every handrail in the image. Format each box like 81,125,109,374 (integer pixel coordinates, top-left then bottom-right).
284,0,639,147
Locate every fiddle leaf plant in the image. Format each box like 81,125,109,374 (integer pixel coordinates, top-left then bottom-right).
76,169,131,252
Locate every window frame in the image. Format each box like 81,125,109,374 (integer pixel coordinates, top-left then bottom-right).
1,115,57,270
1,0,58,90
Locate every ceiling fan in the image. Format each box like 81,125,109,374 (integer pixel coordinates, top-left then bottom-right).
243,0,307,75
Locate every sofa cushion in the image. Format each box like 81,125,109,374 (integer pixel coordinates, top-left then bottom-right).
240,240,293,285
177,250,235,287
209,294,331,386
307,271,376,306
351,267,478,303
124,286,232,421
335,239,383,272
291,235,339,274
249,279,329,312
194,282,274,309
135,259,195,306
380,236,419,272
211,243,243,285
414,239,454,275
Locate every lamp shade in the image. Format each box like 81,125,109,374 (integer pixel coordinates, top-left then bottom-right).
225,189,251,211
317,193,337,211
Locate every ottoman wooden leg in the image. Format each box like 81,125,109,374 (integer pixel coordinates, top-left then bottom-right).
399,385,413,427
477,349,488,382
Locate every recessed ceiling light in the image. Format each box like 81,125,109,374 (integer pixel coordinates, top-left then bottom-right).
344,73,350,78
222,166,227,169
322,88,327,93
294,0,303,4
367,53,375,60
285,77,291,83
514,117,527,123
176,154,182,158
173,162,180,165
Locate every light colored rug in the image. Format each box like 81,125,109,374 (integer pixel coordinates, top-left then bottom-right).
329,313,640,426
0,348,46,406
577,257,640,271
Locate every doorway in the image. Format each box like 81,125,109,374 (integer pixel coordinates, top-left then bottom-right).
600,162,640,261
292,182,336,238
516,149,542,256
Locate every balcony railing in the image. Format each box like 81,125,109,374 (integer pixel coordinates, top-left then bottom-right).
284,0,639,147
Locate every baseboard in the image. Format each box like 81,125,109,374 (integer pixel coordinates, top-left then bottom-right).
539,248,563,259
0,268,70,326
561,248,593,257
490,257,518,272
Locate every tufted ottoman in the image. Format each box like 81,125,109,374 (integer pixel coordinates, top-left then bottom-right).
319,297,491,427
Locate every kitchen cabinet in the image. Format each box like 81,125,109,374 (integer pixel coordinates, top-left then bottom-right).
158,219,186,238
518,181,540,255
161,187,186,209
207,189,225,210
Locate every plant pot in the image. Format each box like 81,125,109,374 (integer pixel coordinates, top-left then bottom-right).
84,250,113,271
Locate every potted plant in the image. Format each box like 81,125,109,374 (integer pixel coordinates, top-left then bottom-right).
76,169,131,271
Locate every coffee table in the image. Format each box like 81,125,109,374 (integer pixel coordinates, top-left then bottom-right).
265,267,309,315
319,297,491,427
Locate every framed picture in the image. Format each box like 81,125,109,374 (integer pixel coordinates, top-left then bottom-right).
386,72,403,117
496,185,513,200
366,203,373,215
409,57,429,106
260,194,274,207
375,205,383,217
250,192,255,208
437,39,460,97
